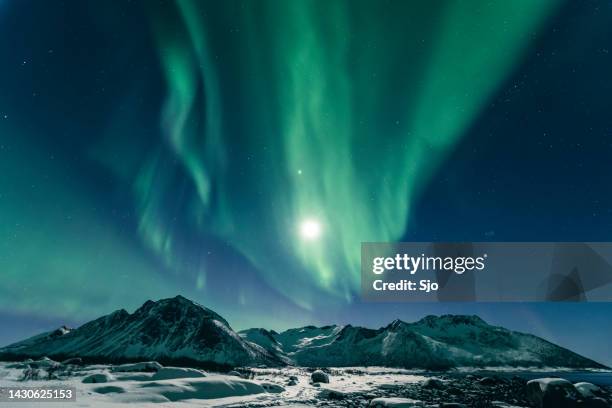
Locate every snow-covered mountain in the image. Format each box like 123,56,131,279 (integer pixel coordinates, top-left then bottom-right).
240,315,605,369
0,296,605,370
0,296,280,368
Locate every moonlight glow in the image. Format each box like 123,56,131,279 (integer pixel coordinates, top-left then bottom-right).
299,219,322,240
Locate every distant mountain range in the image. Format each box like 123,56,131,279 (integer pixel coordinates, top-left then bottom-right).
0,296,606,370
240,316,605,369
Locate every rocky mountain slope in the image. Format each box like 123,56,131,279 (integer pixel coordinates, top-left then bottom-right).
0,296,605,370
0,296,279,368
240,315,606,369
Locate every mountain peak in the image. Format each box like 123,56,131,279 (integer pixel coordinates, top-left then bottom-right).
387,319,407,330
169,294,192,304
150,295,196,307
0,296,279,368
416,314,487,327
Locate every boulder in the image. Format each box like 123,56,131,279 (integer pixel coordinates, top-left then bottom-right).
574,382,603,398
526,378,581,408
319,388,345,400
478,376,498,386
311,370,329,384
422,377,444,389
92,385,125,394
20,367,40,381
30,357,60,369
260,382,285,393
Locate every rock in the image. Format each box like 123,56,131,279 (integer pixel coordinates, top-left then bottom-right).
260,382,285,393
30,357,60,369
526,378,581,408
287,379,298,386
422,378,444,389
368,397,421,407
478,376,498,386
446,386,462,395
319,388,346,400
20,367,40,381
574,382,603,398
92,385,125,394
82,372,115,383
289,375,298,381
312,382,321,387
227,370,242,377
311,370,330,384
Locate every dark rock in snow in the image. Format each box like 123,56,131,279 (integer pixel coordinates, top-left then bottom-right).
526,378,581,408
319,388,345,400
575,382,606,399
311,370,330,383
478,376,498,386
422,378,444,389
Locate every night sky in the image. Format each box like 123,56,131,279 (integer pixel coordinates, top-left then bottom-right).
1,0,612,365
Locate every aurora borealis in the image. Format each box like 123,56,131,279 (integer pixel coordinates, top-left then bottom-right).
148,0,558,307
2,0,612,365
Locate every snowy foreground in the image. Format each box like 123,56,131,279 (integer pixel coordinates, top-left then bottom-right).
0,359,611,408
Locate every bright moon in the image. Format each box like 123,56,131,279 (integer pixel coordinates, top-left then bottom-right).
299,219,322,240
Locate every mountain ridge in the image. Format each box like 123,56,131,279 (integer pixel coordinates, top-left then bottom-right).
0,295,281,369
241,312,605,370
0,296,606,370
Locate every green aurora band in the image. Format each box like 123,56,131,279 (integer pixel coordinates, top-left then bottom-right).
147,0,559,310
0,0,560,326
